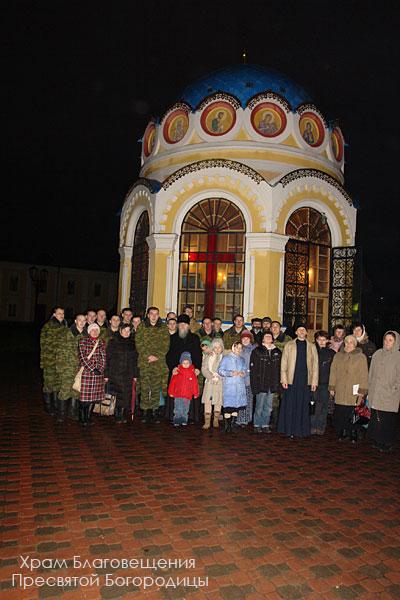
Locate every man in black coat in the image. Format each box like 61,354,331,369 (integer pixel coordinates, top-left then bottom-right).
166,314,202,422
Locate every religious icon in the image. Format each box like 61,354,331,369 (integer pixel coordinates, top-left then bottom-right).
331,127,344,161
172,117,185,141
211,111,225,133
163,109,189,144
251,102,287,138
258,112,278,135
302,121,315,145
143,122,156,157
299,112,325,147
201,101,236,136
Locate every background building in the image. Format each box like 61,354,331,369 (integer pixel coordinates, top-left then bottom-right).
0,261,118,323
119,64,359,333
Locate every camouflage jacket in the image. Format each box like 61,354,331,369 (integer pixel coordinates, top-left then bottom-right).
40,316,67,370
135,317,170,369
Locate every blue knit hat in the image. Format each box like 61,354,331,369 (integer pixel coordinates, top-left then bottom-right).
180,351,192,364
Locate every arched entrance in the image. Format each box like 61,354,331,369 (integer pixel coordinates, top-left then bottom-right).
129,211,149,315
178,198,246,320
283,207,331,333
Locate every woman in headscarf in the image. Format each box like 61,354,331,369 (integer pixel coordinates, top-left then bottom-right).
201,337,224,429
368,331,400,452
105,323,139,423
78,323,106,426
352,322,376,368
329,334,369,442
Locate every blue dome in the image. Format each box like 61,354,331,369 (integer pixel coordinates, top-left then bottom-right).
180,64,313,109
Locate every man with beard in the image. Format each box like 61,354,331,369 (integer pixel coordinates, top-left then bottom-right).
167,314,202,423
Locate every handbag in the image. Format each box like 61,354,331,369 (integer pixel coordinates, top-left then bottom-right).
72,340,100,393
93,395,116,416
351,397,371,426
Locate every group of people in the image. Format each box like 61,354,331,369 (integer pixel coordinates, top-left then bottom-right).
40,305,400,453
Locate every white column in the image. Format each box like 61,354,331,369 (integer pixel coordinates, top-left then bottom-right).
118,246,133,311
146,233,179,314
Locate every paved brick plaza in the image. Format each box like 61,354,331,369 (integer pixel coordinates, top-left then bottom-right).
1,355,400,600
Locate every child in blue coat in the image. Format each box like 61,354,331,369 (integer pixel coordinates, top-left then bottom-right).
218,342,247,432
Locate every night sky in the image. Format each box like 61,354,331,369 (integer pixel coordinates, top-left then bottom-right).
3,1,400,300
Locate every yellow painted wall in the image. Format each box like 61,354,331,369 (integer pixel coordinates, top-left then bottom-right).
142,147,341,182
147,250,169,313
251,250,283,320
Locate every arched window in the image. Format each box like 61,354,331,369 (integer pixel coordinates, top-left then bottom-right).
130,211,149,315
284,207,331,332
178,198,246,320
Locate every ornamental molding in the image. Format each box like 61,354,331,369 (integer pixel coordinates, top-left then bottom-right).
196,92,241,111
296,103,328,127
246,232,289,252
119,185,153,247
277,169,353,206
161,102,190,118
161,159,265,189
146,233,179,251
246,91,291,112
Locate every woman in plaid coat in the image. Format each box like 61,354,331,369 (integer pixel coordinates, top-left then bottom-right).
78,323,106,425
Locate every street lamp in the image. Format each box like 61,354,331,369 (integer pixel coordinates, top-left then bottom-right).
29,266,48,324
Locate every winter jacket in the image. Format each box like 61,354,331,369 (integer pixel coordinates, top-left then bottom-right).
168,364,199,400
273,331,292,353
166,331,202,371
241,343,256,386
135,317,170,398
224,325,248,346
368,331,400,413
281,339,318,387
357,339,376,368
105,334,139,408
218,353,247,408
56,324,85,401
201,352,223,407
329,347,368,406
40,316,68,370
78,336,106,402
250,328,264,346
316,345,335,385
250,345,282,395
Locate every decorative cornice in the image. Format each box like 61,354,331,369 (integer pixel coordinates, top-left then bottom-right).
197,92,241,111
126,178,161,196
247,91,291,113
161,159,265,189
278,169,353,206
246,232,289,252
296,103,328,127
161,102,190,122
146,233,179,251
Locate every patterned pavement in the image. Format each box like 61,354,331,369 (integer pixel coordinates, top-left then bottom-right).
1,354,400,600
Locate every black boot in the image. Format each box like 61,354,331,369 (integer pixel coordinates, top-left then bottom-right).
145,408,153,424
43,392,54,415
87,403,95,426
79,402,87,426
69,399,79,421
56,397,66,423
153,408,161,424
50,392,58,416
224,417,232,433
231,415,238,433
338,429,348,441
350,429,358,445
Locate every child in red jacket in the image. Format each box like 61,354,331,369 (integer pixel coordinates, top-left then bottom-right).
168,352,199,426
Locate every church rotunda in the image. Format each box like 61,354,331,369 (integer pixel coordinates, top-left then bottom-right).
118,64,358,332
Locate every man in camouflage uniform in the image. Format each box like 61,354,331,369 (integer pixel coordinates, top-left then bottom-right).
55,314,86,422
135,306,170,423
40,307,68,415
